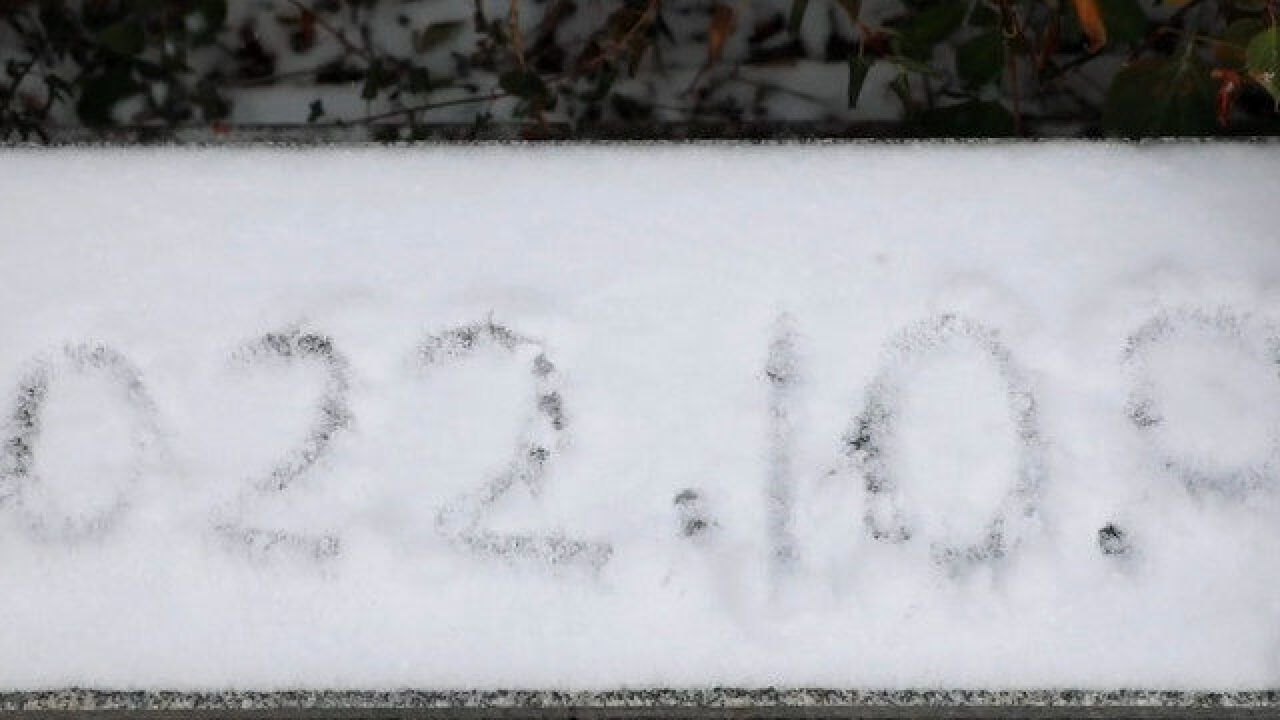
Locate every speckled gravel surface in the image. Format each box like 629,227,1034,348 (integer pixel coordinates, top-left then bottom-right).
3,689,1280,713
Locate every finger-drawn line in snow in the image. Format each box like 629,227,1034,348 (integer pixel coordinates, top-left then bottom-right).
213,328,350,561
230,329,352,493
843,315,1046,568
213,523,342,562
765,314,799,572
0,343,159,541
424,320,611,572
1122,307,1280,495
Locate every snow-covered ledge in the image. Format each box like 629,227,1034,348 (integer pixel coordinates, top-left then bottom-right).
0,146,1278,696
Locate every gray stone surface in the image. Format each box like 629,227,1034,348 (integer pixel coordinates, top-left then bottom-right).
4,690,1280,717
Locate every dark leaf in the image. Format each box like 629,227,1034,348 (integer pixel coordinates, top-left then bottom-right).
888,71,912,108
1216,19,1263,67
408,65,432,93
235,22,276,79
1098,0,1147,47
499,69,547,99
193,80,231,121
286,8,318,53
969,3,999,27
610,92,651,120
190,0,228,44
956,30,1003,87
847,55,872,107
886,53,940,75
895,0,966,59
414,21,464,53
1103,53,1216,136
787,0,809,34
76,67,140,126
1227,0,1267,12
361,61,385,100
97,19,145,57
918,99,1016,136
750,13,786,44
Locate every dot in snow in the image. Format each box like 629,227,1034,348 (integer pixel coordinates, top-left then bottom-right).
1098,523,1130,556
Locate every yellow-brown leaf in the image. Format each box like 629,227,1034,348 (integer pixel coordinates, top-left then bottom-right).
707,3,737,68
1070,0,1107,53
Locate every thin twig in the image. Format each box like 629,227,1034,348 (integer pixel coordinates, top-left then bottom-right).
577,0,661,76
509,0,528,71
507,0,550,132
997,0,1025,134
312,91,509,127
729,74,836,108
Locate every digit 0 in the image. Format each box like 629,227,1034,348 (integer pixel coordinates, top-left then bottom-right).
1,343,159,541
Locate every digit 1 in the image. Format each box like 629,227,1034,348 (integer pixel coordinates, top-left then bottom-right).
765,314,798,575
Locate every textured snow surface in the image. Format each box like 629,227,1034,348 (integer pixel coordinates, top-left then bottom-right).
0,145,1278,690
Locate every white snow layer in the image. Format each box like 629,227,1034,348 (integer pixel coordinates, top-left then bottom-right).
0,145,1279,690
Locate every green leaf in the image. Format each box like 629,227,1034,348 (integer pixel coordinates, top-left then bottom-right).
97,19,145,57
414,21,465,54
788,0,811,35
1098,0,1147,46
1227,0,1267,13
1246,27,1280,106
499,69,547,100
1217,18,1263,67
886,53,941,75
1102,53,1215,136
847,55,873,107
956,30,1003,87
918,99,1016,136
76,67,140,126
895,0,967,59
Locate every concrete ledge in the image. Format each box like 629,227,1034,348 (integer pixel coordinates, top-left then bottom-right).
4,690,1280,718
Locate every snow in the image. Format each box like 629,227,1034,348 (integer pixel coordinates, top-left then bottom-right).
0,145,1279,690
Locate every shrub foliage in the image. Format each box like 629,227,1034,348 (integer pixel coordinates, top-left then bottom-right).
1,0,1277,139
